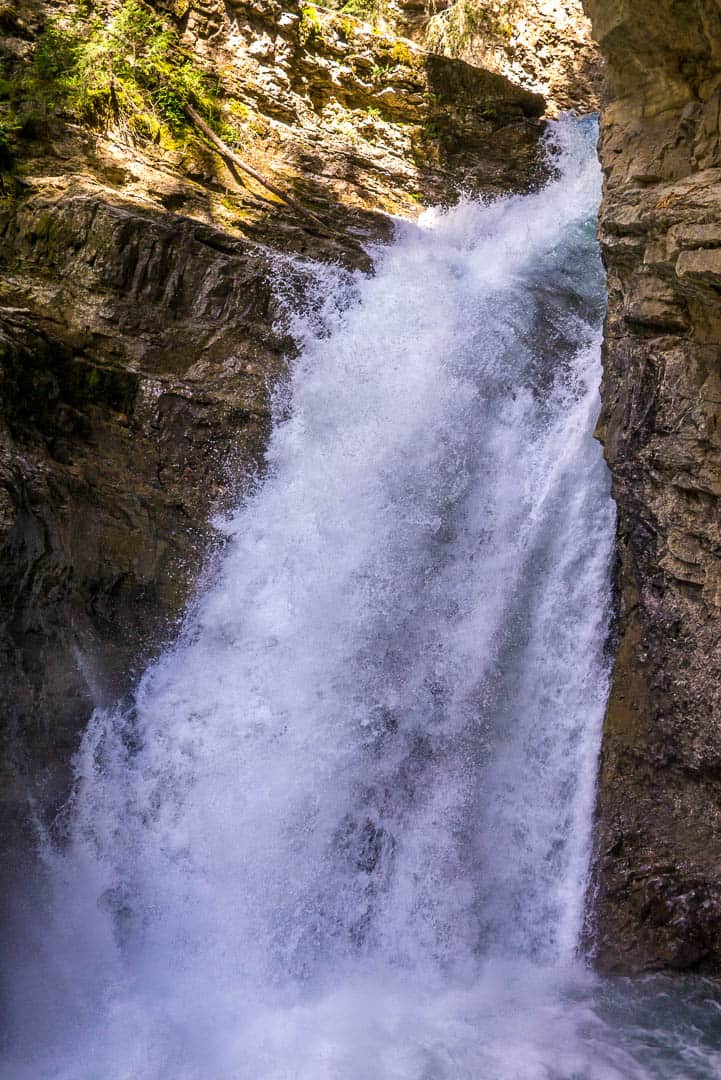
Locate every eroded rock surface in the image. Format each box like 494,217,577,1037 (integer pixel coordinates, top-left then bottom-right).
0,196,290,834
0,0,546,878
584,0,721,972
402,0,602,115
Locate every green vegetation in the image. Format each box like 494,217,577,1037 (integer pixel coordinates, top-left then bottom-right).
390,40,414,66
299,3,323,45
323,0,396,31
339,0,379,20
0,0,248,170
427,0,519,56
421,118,444,140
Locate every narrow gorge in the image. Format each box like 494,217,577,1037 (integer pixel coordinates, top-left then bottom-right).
2,1,721,1077
585,0,721,976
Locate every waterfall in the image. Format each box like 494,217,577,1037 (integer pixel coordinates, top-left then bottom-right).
5,117,641,1079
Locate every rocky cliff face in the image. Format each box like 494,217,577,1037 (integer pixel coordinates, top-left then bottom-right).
15,0,712,983
584,0,721,972
0,0,546,883
404,0,601,115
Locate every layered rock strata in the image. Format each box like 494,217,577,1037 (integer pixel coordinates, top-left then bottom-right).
0,0,545,877
584,0,721,972
403,0,601,115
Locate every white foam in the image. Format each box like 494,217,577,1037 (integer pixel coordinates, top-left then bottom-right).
11,118,700,1080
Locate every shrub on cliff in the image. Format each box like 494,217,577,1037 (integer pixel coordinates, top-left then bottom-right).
426,0,519,54
9,0,242,151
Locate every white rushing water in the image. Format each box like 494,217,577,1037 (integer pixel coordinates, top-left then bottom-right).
6,118,721,1080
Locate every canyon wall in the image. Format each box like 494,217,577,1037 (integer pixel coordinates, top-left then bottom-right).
410,0,601,116
9,0,719,980
585,0,721,971
0,0,545,883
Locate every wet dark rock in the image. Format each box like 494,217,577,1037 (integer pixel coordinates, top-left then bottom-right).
584,0,721,973
0,0,548,900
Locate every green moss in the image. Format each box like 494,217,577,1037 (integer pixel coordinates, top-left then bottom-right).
339,0,375,18
227,99,251,122
128,109,161,142
299,4,323,45
390,41,414,67
338,16,358,39
219,193,252,222
249,116,270,137
8,0,245,154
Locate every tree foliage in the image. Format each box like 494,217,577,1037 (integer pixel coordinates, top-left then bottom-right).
3,0,243,156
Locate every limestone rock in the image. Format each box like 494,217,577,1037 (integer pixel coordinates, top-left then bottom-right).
584,0,721,974
405,0,602,115
0,0,546,881
0,201,288,845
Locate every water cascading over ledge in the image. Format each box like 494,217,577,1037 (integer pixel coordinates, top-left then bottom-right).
7,118,719,1079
